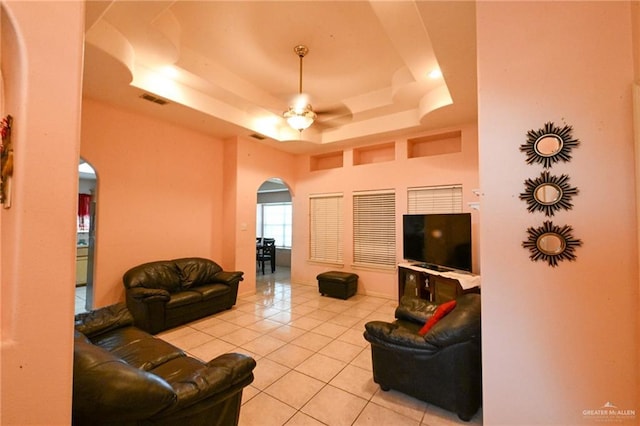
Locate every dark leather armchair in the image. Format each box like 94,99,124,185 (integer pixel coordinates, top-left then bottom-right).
363,294,482,421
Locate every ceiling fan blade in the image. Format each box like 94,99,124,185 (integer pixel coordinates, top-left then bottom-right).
315,103,352,118
313,112,353,132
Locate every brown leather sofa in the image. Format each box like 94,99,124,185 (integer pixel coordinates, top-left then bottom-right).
364,294,482,421
123,257,243,334
73,303,255,426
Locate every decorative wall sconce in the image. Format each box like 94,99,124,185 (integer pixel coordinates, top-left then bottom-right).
520,122,580,168
519,171,578,216
522,221,582,267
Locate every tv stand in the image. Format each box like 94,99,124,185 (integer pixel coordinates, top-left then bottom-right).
398,263,480,304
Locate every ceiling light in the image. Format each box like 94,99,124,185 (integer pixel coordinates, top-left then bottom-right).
283,45,316,132
428,69,442,79
284,105,316,132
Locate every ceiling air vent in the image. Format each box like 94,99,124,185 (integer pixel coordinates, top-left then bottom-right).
140,93,169,105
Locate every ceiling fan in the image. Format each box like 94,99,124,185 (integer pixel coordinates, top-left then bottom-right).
283,45,317,132
282,45,352,133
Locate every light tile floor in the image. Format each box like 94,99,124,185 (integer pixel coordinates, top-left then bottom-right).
75,268,482,425
75,285,88,315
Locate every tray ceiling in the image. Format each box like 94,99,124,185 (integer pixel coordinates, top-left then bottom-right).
83,1,477,154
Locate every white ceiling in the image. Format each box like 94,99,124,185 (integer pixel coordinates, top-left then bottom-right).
83,1,477,155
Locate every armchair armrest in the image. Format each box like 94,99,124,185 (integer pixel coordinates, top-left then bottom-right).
126,286,171,303
425,294,481,348
395,296,438,325
74,303,134,338
212,271,244,285
364,321,438,353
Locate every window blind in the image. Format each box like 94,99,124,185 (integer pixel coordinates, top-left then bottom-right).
309,194,343,263
408,185,463,214
353,190,396,267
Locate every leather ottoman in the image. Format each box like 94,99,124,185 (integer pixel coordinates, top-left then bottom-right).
317,271,358,300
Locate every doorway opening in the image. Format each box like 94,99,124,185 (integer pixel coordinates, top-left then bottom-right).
256,178,292,288
76,159,97,314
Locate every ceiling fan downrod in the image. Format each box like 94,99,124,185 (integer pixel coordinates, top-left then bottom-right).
294,44,308,94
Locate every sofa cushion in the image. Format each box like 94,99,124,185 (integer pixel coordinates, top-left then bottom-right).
166,290,203,308
418,300,457,336
123,261,182,293
73,334,176,421
192,283,230,300
110,338,185,372
90,325,152,350
174,257,223,289
89,326,186,371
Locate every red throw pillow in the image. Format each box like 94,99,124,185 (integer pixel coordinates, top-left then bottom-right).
418,300,457,336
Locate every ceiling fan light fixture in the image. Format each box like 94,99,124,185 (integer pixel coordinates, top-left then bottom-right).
283,44,316,132
284,105,317,132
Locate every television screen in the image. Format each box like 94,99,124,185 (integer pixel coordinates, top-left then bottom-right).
403,213,472,272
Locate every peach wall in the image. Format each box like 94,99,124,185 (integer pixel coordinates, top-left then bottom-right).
291,124,479,299
0,1,84,424
477,2,638,424
223,136,297,296
80,98,225,307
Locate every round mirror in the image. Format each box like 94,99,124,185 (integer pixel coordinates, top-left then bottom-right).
537,232,565,255
534,183,562,205
523,221,582,267
520,171,578,217
534,135,563,157
520,122,580,168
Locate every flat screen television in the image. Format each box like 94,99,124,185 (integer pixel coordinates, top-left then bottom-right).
402,213,472,272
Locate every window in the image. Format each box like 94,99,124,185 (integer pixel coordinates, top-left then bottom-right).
408,185,463,214
353,190,396,268
309,194,343,263
256,202,292,248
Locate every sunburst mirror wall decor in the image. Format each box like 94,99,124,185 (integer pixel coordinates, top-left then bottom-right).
519,171,578,216
520,122,580,168
522,221,582,267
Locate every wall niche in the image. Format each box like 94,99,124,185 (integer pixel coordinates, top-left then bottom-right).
408,130,462,158
310,151,344,171
353,142,395,166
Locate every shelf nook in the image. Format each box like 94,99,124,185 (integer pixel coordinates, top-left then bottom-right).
310,151,344,171
353,142,395,166
408,130,462,159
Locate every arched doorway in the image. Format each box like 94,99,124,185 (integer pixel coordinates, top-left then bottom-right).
256,178,292,286
76,159,97,314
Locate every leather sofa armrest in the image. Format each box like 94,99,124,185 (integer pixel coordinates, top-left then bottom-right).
74,303,134,338
206,353,256,386
212,271,244,285
168,353,256,409
127,286,171,303
364,321,437,353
